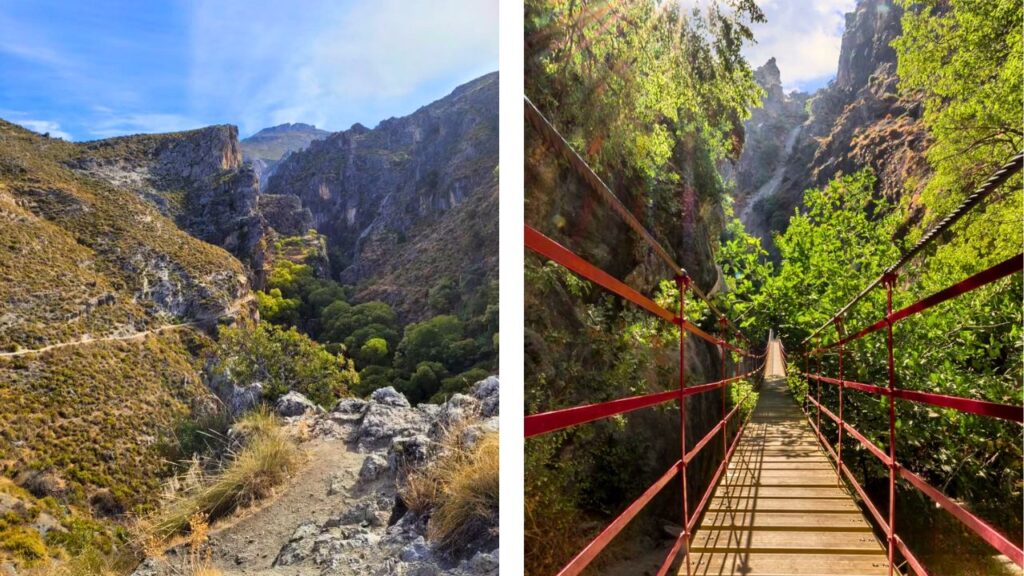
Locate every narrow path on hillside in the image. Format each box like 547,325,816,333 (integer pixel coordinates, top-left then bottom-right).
203,436,366,576
0,294,254,358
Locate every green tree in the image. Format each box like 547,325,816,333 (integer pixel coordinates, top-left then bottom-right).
354,365,398,397
893,0,1022,220
526,0,764,179
394,315,475,374
255,288,301,326
214,324,357,408
266,260,314,298
304,281,349,320
320,301,399,352
400,361,449,405
358,337,390,366
428,276,459,313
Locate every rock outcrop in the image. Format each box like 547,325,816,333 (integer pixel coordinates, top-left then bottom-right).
284,378,500,575
727,58,809,241
136,378,500,576
730,0,929,255
66,125,270,275
264,72,499,320
240,123,329,190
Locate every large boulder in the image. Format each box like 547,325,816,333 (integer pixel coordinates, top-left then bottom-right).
275,391,321,417
471,376,499,417
356,388,427,449
371,386,411,408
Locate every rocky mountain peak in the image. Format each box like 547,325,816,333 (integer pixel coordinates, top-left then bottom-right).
754,57,783,98
241,123,330,191
835,0,902,92
250,122,323,136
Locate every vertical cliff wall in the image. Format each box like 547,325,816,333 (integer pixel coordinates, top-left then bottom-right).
264,73,499,320
731,0,930,255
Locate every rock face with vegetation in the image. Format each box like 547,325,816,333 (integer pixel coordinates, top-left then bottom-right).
264,72,499,321
733,0,929,255
65,125,271,272
726,58,809,243
240,122,329,191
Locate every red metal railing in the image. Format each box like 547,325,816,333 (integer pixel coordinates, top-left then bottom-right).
525,97,765,576
796,153,1024,576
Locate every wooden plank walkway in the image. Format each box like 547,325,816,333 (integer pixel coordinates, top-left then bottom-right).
684,340,891,575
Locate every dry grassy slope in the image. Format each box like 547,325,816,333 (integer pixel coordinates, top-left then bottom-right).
0,120,251,350
0,120,254,513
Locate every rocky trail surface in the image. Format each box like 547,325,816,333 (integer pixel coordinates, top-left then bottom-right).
135,378,500,576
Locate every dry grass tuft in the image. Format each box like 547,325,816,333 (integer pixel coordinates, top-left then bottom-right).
401,429,499,556
22,546,139,576
141,409,300,545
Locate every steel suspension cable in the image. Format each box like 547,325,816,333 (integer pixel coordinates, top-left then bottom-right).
803,151,1023,345
524,95,753,343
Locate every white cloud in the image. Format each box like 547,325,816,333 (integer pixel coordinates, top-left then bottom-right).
186,0,498,135
86,113,203,139
17,119,72,140
743,0,857,91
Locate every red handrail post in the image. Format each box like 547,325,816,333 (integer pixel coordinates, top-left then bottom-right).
676,274,693,576
883,272,898,575
804,353,810,414
835,317,845,487
816,336,823,437
719,319,729,466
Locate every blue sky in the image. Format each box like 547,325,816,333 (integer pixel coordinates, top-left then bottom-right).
741,0,858,93
0,0,498,141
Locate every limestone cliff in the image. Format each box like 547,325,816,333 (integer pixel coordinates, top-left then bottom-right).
65,125,269,273
732,0,929,255
264,72,499,320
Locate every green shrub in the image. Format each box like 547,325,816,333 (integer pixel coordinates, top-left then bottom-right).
1,526,48,565
358,337,389,366
255,289,301,326
213,324,356,408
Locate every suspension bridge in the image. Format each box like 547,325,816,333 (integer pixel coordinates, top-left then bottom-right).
524,97,1023,576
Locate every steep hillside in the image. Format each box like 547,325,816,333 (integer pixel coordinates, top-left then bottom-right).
240,123,329,191
264,72,499,321
0,119,257,563
732,0,930,254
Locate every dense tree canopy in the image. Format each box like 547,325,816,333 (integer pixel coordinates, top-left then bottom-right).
894,0,1023,219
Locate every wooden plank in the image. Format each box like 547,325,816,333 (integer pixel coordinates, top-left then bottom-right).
691,552,889,575
681,364,890,574
728,469,840,480
700,512,874,531
690,529,884,553
707,497,861,513
714,486,851,499
730,462,835,470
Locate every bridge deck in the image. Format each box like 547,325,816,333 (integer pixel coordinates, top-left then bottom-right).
684,341,890,575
